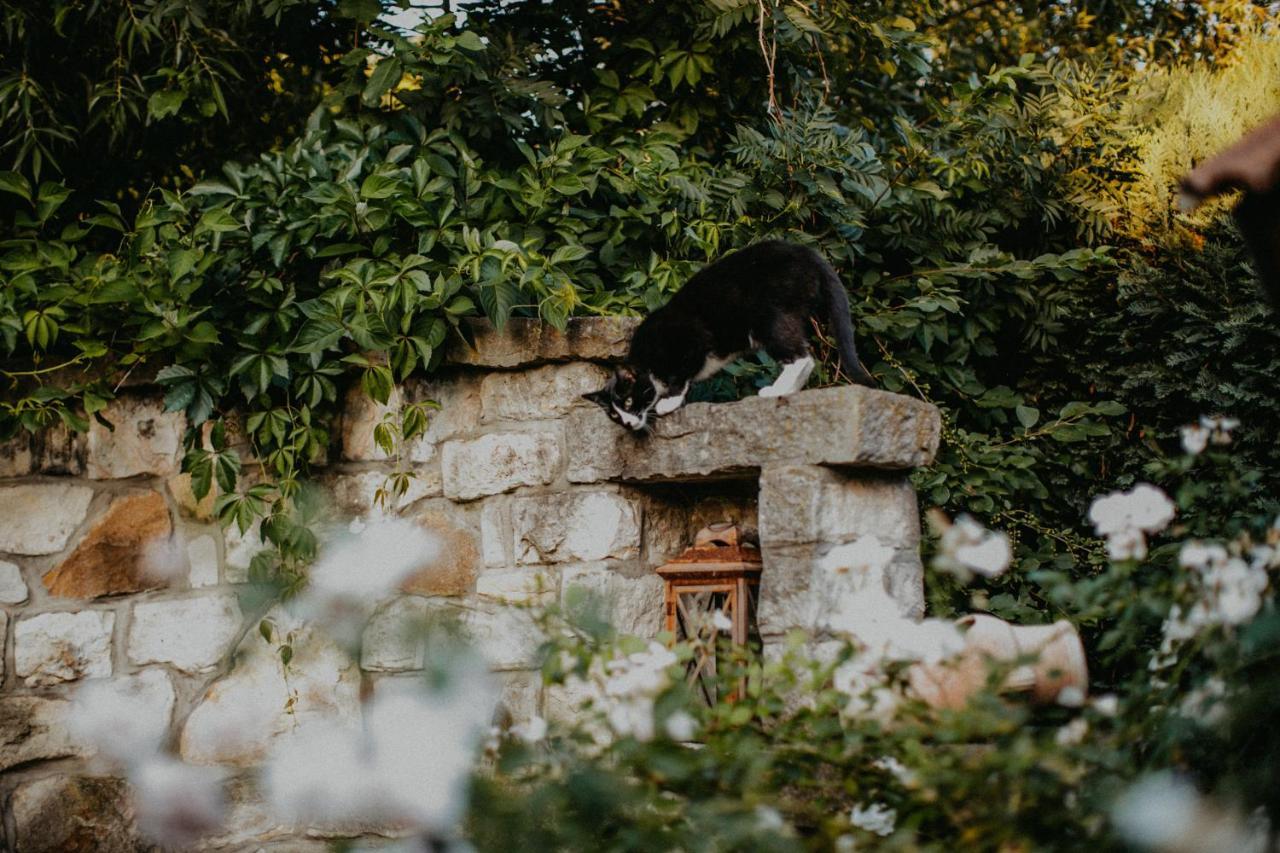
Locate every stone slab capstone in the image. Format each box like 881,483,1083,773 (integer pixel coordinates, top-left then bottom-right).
566,385,940,484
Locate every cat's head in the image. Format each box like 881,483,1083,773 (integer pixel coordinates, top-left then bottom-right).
582,366,659,432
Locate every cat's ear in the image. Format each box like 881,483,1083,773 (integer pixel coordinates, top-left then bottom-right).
582,388,610,408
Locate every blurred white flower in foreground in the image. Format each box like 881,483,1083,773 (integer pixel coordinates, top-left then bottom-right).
598,641,679,742
1157,541,1271,665
664,709,697,741
130,756,227,847
1089,483,1175,561
1112,773,1267,853
1180,423,1210,456
265,667,497,835
932,512,1011,579
296,517,441,649
850,802,897,837
1180,415,1239,456
711,609,733,632
511,715,548,744
821,537,965,666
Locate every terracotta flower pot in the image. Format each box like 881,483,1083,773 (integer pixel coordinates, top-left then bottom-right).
907,614,1088,710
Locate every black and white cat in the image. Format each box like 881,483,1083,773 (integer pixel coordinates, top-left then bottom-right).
583,240,875,431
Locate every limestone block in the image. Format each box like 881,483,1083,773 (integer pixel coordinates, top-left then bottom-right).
86,395,184,479
67,669,177,759
181,615,361,766
401,500,479,597
0,610,5,680
0,483,94,555
447,317,639,368
480,497,508,567
561,563,663,638
637,494,689,565
128,593,242,673
464,601,547,670
167,472,217,521
0,696,88,770
511,490,640,564
441,430,561,501
758,466,920,550
480,362,611,422
224,519,267,583
0,559,29,603
42,490,173,598
340,383,402,462
188,533,220,588
566,385,941,484
324,468,442,515
11,775,146,853
0,432,32,477
404,371,483,462
15,610,114,686
361,595,445,672
476,567,557,604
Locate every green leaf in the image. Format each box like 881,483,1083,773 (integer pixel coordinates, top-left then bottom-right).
147,89,187,120
362,56,403,107
1015,405,1040,429
0,171,32,202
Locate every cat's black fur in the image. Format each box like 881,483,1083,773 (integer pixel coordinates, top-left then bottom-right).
584,240,875,431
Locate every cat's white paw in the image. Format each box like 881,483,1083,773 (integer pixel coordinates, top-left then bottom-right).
654,394,686,415
758,385,784,398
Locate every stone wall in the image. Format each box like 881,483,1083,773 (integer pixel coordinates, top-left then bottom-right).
0,318,940,851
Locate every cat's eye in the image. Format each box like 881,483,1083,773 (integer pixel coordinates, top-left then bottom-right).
625,397,633,407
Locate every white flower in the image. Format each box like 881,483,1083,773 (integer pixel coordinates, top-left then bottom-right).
69,674,170,765
821,536,895,578
1180,423,1210,455
934,514,1012,579
308,517,441,601
664,709,697,741
850,802,897,837
1201,415,1240,445
1091,693,1119,717
1180,677,1228,726
711,610,733,632
592,641,679,742
754,805,786,831
129,756,226,847
1179,541,1229,571
832,660,900,723
1112,773,1201,850
1055,717,1089,746
512,715,548,744
1057,686,1086,708
1089,483,1174,562
872,755,918,787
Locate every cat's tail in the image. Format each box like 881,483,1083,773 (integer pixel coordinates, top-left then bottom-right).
818,257,877,387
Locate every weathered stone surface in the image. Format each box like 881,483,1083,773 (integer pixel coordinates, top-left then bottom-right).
182,615,361,766
0,610,6,680
759,466,920,550
86,395,184,479
325,468,443,517
567,385,941,484
15,610,114,686
511,490,640,564
224,519,266,583
464,601,546,670
0,558,28,603
447,317,639,368
480,362,611,422
128,593,242,673
480,498,508,567
638,493,689,565
32,422,86,475
340,383,402,462
188,533,220,587
360,595,443,671
476,567,556,604
756,543,925,638
0,483,94,555
495,670,543,727
441,431,561,501
42,491,173,599
168,472,217,521
12,775,148,853
0,432,32,477
401,501,479,596
561,563,663,637
404,372,483,463
0,695,87,770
